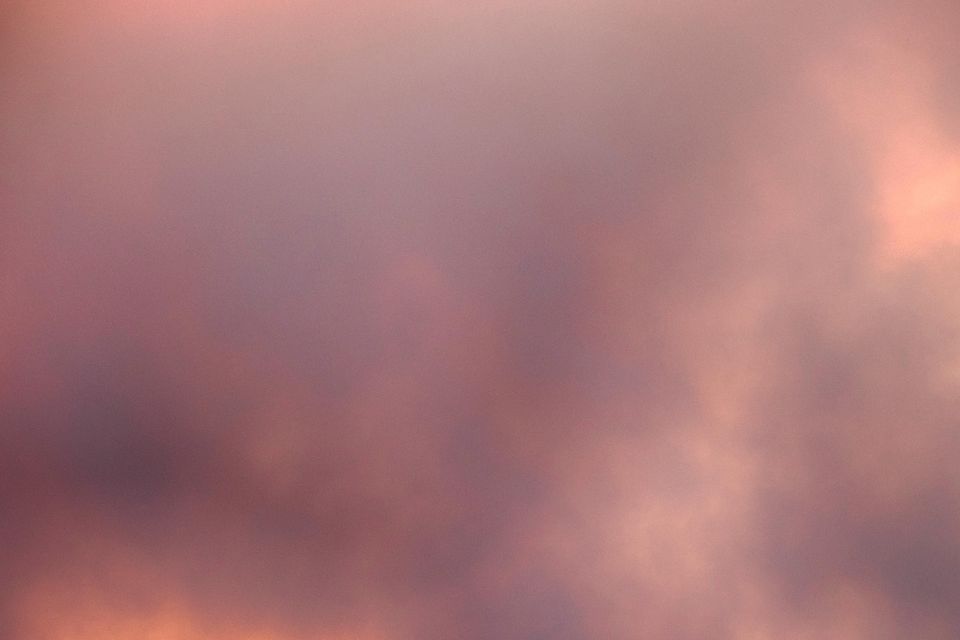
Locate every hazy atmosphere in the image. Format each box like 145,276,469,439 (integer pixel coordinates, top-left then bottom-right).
2,1,960,638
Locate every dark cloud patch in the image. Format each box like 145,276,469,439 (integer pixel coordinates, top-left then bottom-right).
753,252,960,635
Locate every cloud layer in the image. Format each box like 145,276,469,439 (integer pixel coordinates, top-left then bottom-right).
2,1,959,638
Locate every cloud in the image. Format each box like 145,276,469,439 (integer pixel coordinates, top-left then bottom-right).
1,1,959,638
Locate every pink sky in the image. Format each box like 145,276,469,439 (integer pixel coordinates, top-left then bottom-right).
2,1,959,638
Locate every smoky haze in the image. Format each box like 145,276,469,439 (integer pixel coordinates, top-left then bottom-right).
2,1,960,639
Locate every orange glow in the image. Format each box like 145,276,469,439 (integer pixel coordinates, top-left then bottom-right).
808,25,960,266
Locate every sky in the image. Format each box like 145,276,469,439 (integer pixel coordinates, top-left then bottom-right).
1,1,959,638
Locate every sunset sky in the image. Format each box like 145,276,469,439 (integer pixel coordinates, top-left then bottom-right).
2,1,959,638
